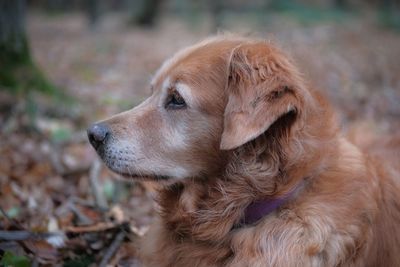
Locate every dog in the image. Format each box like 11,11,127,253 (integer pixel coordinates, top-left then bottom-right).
87,35,400,267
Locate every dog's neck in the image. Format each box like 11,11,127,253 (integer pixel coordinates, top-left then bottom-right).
157,165,311,244
157,147,335,245
239,179,305,226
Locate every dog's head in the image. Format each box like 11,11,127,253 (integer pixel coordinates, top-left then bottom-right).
88,36,317,182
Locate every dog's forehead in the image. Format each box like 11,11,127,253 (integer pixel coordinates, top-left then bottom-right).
151,37,246,88
151,43,203,87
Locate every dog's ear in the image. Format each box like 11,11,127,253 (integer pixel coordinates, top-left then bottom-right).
220,42,305,150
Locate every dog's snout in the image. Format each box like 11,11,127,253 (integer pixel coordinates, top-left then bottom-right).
87,123,110,149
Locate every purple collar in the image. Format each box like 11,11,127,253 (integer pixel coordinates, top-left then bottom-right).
240,183,303,226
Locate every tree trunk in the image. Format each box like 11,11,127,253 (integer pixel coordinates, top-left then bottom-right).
209,0,223,32
380,0,400,30
129,0,162,27
334,0,346,9
0,0,30,65
0,0,56,95
85,0,101,29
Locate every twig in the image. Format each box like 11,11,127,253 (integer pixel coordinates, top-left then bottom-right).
99,231,126,267
48,144,65,175
67,202,93,225
0,209,66,252
0,230,65,243
71,196,95,207
64,221,121,234
89,158,108,210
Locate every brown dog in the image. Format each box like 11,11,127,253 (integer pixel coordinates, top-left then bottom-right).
87,36,400,267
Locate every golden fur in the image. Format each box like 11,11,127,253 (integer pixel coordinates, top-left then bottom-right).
92,36,400,266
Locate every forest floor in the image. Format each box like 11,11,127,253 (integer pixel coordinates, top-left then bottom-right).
1,11,400,266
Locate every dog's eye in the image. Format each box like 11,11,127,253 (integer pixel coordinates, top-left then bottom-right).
165,90,186,110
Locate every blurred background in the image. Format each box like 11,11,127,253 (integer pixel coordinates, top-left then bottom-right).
1,0,400,266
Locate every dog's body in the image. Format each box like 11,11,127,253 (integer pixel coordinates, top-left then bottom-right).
88,36,400,266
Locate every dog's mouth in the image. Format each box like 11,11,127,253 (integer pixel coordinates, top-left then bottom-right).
104,163,172,181
115,170,173,182
92,141,178,182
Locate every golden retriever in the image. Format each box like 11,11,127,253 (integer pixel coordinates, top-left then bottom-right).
87,35,400,267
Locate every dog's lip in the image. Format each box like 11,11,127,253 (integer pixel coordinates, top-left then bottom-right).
108,167,172,181
96,152,174,181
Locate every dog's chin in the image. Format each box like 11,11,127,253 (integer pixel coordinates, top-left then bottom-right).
104,163,180,184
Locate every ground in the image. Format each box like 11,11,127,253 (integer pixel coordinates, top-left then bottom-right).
0,11,399,266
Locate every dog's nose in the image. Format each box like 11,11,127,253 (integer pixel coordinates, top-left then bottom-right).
87,123,110,149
